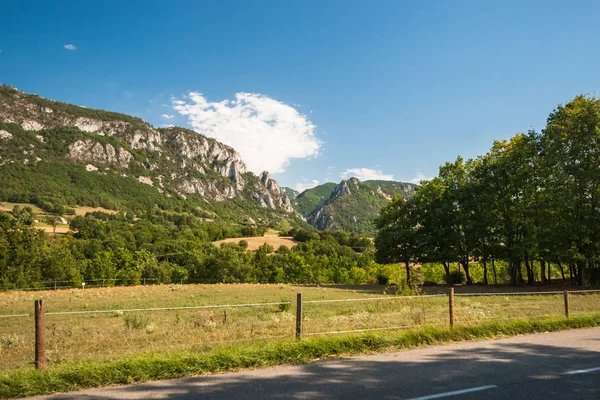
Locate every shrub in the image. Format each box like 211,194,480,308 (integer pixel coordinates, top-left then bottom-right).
384,281,422,296
376,273,389,285
278,299,291,312
445,270,466,285
123,313,150,330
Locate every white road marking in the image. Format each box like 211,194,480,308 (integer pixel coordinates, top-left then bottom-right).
562,366,600,375
407,385,498,400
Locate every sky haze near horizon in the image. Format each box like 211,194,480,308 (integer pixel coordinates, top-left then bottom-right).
2,0,600,192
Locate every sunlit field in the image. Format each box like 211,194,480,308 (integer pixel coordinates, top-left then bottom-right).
1,283,598,374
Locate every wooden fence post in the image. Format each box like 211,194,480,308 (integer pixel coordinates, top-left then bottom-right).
34,299,46,371
564,290,570,318
296,293,303,339
449,288,455,328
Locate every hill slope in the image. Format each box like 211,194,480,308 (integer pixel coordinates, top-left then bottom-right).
0,85,299,225
305,178,415,235
287,183,337,216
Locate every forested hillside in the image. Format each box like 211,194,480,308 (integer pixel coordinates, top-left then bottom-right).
376,94,600,286
305,178,415,235
287,182,337,216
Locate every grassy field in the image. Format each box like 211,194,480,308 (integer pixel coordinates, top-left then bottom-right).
212,233,298,251
0,202,45,214
0,202,117,217
73,206,118,216
1,284,599,375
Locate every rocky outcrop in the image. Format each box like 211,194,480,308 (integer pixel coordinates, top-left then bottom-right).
138,176,153,186
306,200,336,231
68,139,132,168
21,120,44,131
330,180,352,198
174,177,236,201
0,130,12,140
165,128,247,186
259,172,294,212
377,185,392,200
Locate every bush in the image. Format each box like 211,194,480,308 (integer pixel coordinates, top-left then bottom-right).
293,229,319,243
376,273,389,285
278,299,291,312
123,313,150,330
445,270,466,285
384,281,422,296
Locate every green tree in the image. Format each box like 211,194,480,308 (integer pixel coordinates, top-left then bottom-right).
374,197,419,284
541,95,600,284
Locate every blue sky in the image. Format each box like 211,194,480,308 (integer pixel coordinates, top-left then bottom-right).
2,1,600,191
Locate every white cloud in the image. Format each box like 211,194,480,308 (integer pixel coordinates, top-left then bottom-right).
295,179,320,193
173,92,321,174
340,168,394,181
63,44,76,50
161,114,174,119
408,172,434,184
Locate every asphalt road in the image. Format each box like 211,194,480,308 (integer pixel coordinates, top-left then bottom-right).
32,327,600,400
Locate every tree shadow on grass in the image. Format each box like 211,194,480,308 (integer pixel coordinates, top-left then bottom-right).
44,335,600,400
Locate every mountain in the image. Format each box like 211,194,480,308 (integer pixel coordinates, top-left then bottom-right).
288,182,337,216
0,85,299,225
305,178,415,235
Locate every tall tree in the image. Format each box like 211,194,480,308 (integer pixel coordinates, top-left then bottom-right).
541,95,600,284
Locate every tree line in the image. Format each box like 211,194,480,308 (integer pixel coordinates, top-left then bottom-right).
375,95,600,286
0,206,382,289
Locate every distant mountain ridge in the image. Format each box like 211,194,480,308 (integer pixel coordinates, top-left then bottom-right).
284,178,415,235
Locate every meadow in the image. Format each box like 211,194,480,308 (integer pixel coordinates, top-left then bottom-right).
212,231,298,251
1,283,599,374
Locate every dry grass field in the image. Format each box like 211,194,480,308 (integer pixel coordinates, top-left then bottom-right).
0,202,117,217
212,233,298,251
1,283,598,374
73,206,118,216
35,226,70,234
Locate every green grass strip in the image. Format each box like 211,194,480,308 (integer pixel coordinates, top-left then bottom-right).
2,314,600,399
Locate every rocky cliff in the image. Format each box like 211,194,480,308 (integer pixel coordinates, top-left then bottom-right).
0,85,293,218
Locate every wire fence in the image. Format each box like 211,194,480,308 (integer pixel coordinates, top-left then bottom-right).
0,289,598,373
